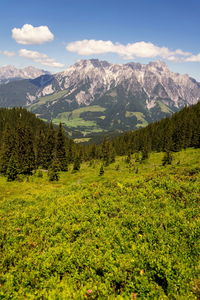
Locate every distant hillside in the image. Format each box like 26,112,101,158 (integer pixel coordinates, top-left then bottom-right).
112,101,200,155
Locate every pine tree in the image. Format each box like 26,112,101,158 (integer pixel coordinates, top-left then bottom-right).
48,159,59,181
55,123,68,171
101,139,116,166
125,153,131,164
44,122,56,169
15,125,35,175
35,129,47,168
0,125,15,174
73,156,81,171
162,151,173,166
99,165,104,176
141,146,149,161
6,153,19,181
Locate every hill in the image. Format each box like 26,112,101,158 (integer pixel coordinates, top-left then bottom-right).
0,148,199,299
112,101,200,155
0,108,77,178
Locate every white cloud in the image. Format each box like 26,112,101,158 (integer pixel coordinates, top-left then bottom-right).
185,53,200,62
0,50,16,57
19,49,64,68
12,24,54,45
66,39,191,61
175,49,191,56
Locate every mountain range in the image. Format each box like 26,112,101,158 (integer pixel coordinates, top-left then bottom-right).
0,60,199,141
0,65,50,84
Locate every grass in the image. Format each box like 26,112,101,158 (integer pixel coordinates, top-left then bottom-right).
125,111,148,128
52,106,106,128
0,148,200,299
53,117,97,127
74,137,91,143
157,101,173,114
29,90,68,111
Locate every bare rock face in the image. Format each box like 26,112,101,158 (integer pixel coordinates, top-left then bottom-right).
0,65,50,83
37,59,200,109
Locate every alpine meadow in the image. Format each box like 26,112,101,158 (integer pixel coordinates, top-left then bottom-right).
0,0,200,299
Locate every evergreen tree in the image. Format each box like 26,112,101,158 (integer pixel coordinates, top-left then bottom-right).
125,153,131,164
55,123,68,171
135,152,140,162
35,129,47,168
99,165,104,176
6,153,19,181
44,122,56,169
15,125,35,175
162,151,173,166
48,159,59,181
141,146,149,161
0,125,15,174
73,156,81,171
101,139,116,166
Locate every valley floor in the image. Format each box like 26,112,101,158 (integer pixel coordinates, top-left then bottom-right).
0,149,200,299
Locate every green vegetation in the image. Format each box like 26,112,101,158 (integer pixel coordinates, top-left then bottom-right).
157,100,173,113
53,117,97,128
30,90,68,110
114,102,200,155
0,149,199,299
125,111,148,128
74,137,91,143
0,103,200,298
53,106,106,128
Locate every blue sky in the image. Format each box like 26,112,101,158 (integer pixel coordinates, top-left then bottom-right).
0,0,200,80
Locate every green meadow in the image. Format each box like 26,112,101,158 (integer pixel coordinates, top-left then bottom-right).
0,149,199,299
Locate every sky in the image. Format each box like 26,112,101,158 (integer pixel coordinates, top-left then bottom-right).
0,0,200,80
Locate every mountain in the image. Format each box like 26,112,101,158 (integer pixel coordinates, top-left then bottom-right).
0,65,50,84
0,59,199,140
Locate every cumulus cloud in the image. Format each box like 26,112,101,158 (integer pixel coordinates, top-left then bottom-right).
185,53,200,62
12,24,54,45
0,50,16,57
66,39,191,61
19,49,64,68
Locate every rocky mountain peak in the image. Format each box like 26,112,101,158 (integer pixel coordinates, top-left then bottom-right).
147,60,169,72
0,65,50,81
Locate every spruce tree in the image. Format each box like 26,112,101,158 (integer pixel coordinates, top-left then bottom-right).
125,153,131,164
6,153,19,181
99,165,104,176
35,129,47,169
48,159,59,181
73,156,81,171
162,151,173,166
141,146,149,161
15,125,35,175
44,122,56,169
55,123,68,171
101,139,116,166
0,125,15,174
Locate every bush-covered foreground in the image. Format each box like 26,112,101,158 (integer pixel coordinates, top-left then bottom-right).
0,149,200,299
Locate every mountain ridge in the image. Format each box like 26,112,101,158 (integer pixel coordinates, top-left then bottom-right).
0,65,50,84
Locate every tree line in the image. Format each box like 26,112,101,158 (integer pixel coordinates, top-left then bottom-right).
0,108,80,180
0,102,199,180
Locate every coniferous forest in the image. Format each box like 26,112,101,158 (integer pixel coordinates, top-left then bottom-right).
0,103,200,299
0,102,199,179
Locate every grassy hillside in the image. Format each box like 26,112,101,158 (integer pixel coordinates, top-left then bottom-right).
0,149,199,299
